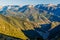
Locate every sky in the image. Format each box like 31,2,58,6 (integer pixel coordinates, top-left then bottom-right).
0,0,60,6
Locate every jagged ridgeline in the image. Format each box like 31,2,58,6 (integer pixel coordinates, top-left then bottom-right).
0,4,60,40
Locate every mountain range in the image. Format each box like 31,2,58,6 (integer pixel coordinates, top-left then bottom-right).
0,4,60,40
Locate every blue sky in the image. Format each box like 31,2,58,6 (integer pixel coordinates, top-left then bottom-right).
0,0,60,6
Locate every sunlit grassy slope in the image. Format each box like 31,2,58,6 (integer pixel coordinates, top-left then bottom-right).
0,14,38,39
0,15,28,39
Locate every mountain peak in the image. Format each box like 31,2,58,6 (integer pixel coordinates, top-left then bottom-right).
28,5,34,8
0,6,3,10
48,4,56,7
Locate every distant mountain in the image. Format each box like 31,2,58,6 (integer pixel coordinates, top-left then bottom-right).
0,4,60,16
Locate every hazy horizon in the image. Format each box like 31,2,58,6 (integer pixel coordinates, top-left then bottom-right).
0,0,60,6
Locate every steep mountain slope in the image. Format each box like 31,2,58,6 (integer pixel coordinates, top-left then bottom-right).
0,11,60,40
0,15,28,39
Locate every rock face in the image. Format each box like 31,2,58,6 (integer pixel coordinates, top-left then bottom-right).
0,4,60,40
